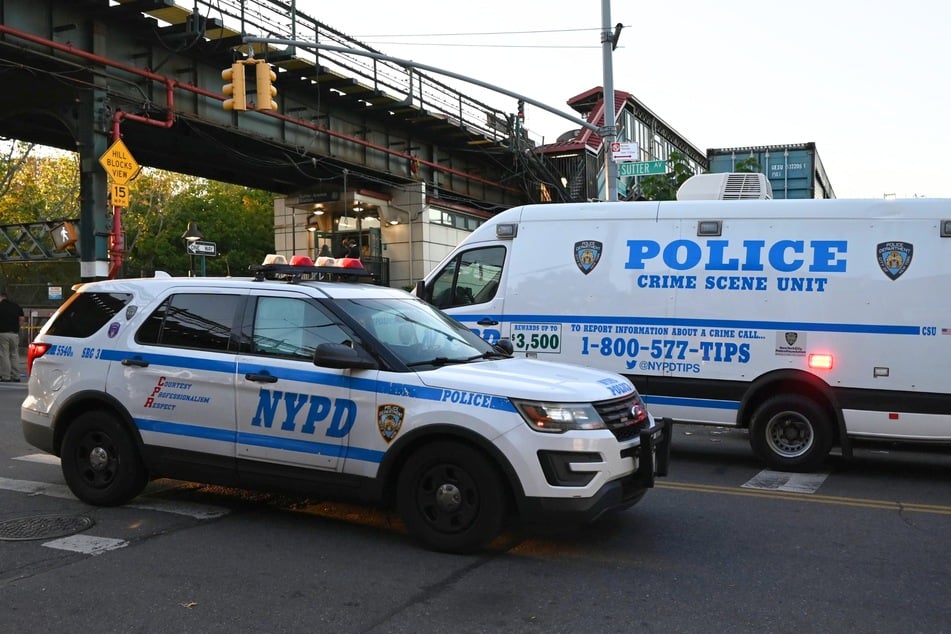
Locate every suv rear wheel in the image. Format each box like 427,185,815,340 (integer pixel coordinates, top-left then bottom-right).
61,411,149,506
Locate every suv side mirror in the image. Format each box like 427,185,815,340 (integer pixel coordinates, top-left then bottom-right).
313,343,379,370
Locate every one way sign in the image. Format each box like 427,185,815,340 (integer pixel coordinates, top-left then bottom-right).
186,240,217,256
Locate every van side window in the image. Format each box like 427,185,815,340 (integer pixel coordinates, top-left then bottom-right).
431,246,505,309
136,293,242,352
251,296,350,360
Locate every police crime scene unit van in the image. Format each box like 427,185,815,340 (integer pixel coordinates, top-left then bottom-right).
20,258,668,553
417,194,951,472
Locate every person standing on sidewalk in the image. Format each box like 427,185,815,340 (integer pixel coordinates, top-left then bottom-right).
0,291,25,382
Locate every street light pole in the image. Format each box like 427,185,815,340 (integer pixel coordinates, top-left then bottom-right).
182,221,203,277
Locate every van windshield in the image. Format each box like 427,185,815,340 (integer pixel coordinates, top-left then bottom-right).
340,297,497,368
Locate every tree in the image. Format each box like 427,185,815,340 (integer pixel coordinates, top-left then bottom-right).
0,144,276,302
0,145,83,304
122,171,275,277
637,151,696,201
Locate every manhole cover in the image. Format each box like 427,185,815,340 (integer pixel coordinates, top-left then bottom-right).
0,514,95,541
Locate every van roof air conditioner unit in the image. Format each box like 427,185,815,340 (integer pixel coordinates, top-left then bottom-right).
676,173,773,200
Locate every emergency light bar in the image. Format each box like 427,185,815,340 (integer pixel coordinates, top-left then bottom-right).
250,254,370,281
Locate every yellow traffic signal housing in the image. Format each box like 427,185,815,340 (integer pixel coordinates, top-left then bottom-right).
222,62,246,111
255,61,278,111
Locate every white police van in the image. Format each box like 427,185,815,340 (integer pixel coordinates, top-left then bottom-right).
417,194,951,472
21,258,668,553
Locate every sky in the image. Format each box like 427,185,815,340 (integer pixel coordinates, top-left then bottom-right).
295,0,950,199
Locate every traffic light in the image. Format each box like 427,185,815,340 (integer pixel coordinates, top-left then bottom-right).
222,62,246,111
255,61,277,111
517,99,525,121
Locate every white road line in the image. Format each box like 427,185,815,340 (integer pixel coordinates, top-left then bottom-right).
0,476,229,519
0,476,75,499
43,534,128,555
741,469,830,493
13,453,61,465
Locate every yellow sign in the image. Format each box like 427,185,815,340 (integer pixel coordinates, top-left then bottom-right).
111,183,131,208
99,139,140,184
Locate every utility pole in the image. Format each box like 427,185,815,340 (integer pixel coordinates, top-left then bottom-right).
601,0,620,202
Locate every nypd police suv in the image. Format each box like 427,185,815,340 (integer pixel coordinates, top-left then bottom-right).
21,258,668,553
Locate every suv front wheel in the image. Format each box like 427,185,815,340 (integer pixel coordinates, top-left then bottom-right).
396,441,507,554
61,411,149,506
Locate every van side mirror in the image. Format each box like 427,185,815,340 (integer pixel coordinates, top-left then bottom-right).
494,338,514,356
414,280,428,302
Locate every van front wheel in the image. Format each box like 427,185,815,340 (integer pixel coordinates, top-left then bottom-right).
749,395,833,473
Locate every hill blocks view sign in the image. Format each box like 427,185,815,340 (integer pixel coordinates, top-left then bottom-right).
99,139,141,184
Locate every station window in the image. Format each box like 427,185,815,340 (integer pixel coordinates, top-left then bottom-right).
427,209,484,231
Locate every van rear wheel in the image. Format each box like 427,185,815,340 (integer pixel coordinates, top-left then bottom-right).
396,441,506,554
749,395,833,472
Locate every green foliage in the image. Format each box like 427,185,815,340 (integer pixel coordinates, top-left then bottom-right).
637,151,696,201
0,145,83,301
0,145,276,297
123,171,275,277
0,146,80,223
734,156,761,173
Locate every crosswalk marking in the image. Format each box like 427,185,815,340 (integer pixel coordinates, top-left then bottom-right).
5,454,228,558
0,475,229,519
0,476,74,499
741,469,829,493
43,534,128,555
13,453,61,465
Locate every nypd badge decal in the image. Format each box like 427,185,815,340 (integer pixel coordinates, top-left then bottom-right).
377,404,405,443
574,240,602,275
877,241,913,280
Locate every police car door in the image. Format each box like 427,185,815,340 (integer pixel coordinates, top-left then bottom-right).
235,291,361,473
114,290,246,472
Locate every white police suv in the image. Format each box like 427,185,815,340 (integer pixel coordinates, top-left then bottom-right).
21,259,669,553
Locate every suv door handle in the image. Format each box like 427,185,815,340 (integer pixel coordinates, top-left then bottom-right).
245,371,278,383
120,356,149,367
477,318,499,326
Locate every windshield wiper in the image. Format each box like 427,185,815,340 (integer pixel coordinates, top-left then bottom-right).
466,350,511,361
406,350,511,368
406,356,473,368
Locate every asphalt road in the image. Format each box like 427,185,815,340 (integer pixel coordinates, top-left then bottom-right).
2,383,949,633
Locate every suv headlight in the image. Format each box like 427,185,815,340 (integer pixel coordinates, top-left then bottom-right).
512,400,606,433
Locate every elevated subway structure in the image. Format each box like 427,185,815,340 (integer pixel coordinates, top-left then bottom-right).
0,0,553,283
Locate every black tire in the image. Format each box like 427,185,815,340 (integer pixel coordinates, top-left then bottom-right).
60,411,149,506
396,441,506,554
749,395,834,472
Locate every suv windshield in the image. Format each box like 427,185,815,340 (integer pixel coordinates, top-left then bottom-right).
340,297,496,367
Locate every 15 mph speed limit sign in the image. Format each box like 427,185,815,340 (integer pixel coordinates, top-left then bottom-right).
111,183,130,208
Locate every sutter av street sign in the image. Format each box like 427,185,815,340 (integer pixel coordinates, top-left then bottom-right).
618,160,668,177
